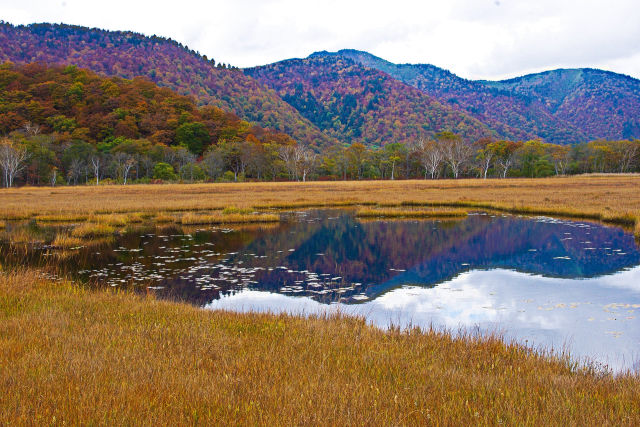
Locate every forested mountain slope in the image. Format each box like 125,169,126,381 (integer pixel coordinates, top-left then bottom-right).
330,49,640,143
0,22,335,148
0,62,294,153
246,55,495,146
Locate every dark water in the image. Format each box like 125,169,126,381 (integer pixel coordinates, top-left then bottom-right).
3,210,640,371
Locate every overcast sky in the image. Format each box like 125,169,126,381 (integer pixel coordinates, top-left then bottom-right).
3,0,640,80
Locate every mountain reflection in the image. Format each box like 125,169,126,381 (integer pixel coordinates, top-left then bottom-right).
230,211,640,302
5,210,639,306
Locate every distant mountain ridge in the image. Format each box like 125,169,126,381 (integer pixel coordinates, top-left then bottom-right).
245,55,496,145
323,49,640,143
1,22,639,147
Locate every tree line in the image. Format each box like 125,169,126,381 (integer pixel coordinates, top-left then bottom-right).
1,128,639,187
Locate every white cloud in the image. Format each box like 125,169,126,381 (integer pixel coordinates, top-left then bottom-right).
1,0,639,80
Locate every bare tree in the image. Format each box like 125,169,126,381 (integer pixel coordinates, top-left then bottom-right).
122,157,136,185
202,148,224,180
477,148,495,179
67,157,85,185
0,139,29,188
113,152,136,185
617,141,640,173
23,121,41,136
439,133,473,179
296,145,317,182
90,155,102,185
278,144,298,180
416,138,443,179
50,167,58,187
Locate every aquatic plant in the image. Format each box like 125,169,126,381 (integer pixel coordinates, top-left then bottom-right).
51,234,85,248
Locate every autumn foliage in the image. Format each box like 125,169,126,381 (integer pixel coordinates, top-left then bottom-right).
0,62,293,151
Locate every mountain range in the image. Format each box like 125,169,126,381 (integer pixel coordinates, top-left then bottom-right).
1,22,639,147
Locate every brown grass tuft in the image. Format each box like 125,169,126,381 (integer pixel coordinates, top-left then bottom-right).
180,212,280,225
35,214,88,222
153,213,176,223
51,234,85,248
71,223,115,238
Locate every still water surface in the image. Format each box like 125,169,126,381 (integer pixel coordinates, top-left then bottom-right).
7,210,640,371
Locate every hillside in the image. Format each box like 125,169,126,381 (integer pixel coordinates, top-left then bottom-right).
3,22,639,147
246,55,496,146
483,69,640,140
330,49,640,143
0,62,293,153
0,22,335,148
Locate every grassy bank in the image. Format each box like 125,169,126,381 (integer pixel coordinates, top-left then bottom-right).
1,270,639,425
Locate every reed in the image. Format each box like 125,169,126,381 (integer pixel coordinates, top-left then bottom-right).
51,233,85,248
35,214,89,222
71,223,115,238
90,214,128,227
153,213,176,223
222,206,254,215
180,212,280,225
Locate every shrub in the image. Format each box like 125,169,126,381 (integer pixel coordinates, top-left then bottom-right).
153,163,178,181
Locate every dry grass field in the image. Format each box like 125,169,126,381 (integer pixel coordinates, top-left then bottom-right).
1,270,639,425
0,175,637,217
2,176,640,424
0,176,638,234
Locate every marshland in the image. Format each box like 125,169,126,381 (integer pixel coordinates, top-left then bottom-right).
1,177,640,424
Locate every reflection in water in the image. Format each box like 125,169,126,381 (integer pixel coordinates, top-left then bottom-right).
2,210,640,371
207,267,640,372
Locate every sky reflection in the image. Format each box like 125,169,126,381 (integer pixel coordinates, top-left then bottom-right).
207,266,640,372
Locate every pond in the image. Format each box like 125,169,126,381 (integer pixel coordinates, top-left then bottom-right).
3,210,640,372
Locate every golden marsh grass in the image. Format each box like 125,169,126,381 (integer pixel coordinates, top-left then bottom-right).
153,213,176,223
0,270,638,425
71,223,115,238
0,176,638,224
2,177,640,423
180,212,280,225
